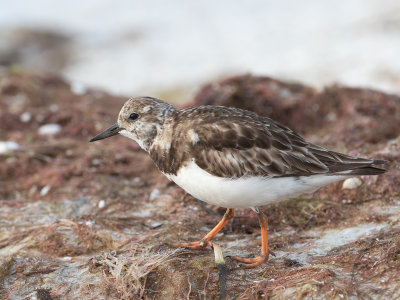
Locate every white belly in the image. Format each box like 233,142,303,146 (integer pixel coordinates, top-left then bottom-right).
166,160,346,208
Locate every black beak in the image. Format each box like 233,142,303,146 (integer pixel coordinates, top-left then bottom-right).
89,123,122,142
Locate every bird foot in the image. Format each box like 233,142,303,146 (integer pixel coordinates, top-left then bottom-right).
232,254,269,268
169,240,212,250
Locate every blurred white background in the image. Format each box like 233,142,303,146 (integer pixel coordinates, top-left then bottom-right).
1,0,399,100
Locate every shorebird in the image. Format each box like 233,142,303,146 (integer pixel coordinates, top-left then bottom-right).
90,96,386,267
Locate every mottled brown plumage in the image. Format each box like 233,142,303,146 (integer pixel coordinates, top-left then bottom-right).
149,104,385,178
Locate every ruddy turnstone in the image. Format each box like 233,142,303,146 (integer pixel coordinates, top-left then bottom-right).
90,96,386,267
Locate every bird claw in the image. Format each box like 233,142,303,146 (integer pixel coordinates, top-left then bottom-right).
232,255,269,268
169,240,212,250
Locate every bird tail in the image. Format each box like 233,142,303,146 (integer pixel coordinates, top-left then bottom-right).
309,144,388,176
336,159,387,176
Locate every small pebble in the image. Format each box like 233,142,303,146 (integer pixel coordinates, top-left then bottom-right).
91,158,102,165
98,200,106,209
40,185,51,196
342,177,362,189
149,189,161,200
62,256,72,261
0,141,19,154
20,112,31,122
85,220,95,226
148,221,163,229
38,124,61,135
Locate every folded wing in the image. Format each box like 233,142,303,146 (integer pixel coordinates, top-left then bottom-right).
182,106,385,178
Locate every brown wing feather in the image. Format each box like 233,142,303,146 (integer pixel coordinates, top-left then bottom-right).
181,106,330,178
151,105,385,178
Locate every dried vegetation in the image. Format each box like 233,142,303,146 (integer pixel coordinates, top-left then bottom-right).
0,73,399,299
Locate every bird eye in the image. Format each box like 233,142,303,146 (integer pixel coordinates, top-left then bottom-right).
129,112,139,120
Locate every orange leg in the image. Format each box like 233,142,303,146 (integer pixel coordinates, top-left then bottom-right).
232,210,269,268
170,208,234,250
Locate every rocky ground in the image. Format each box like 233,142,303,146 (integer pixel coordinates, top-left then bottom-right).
0,73,399,299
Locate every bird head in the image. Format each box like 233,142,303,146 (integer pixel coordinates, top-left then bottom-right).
89,97,175,151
